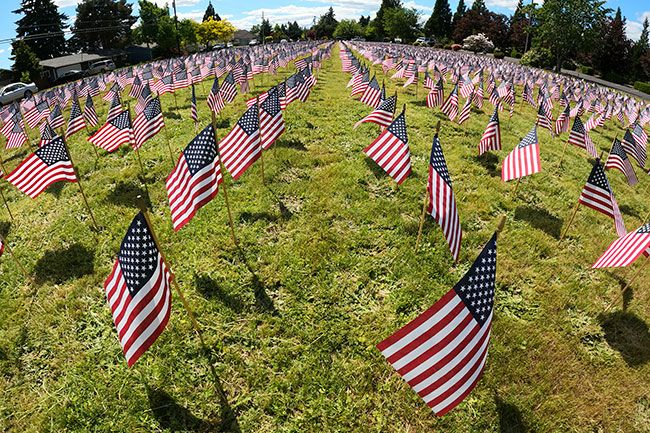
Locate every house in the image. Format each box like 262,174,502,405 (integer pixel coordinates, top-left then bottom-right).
232,30,256,46
39,53,109,82
125,44,155,64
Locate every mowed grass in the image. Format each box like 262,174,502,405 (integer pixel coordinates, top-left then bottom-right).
0,44,649,432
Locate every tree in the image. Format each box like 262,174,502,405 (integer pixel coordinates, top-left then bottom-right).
313,7,338,39
359,15,370,27
424,0,452,39
463,33,494,53
535,0,607,72
631,18,649,81
11,40,42,82
286,21,302,40
509,0,528,53
202,0,221,22
178,18,199,48
138,0,168,47
13,0,67,60
373,0,402,40
594,8,631,82
383,7,420,43
333,19,364,40
256,18,272,41
71,0,137,51
197,17,236,46
451,0,466,37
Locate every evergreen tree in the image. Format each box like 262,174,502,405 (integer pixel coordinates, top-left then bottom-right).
313,7,338,39
71,0,137,51
595,8,631,82
509,0,528,53
424,0,452,39
257,18,272,41
202,1,221,22
138,0,168,47
359,15,370,27
13,0,68,60
373,0,402,40
286,21,303,40
11,39,43,82
471,0,488,14
451,0,467,37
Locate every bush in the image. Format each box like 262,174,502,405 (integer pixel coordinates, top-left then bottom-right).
462,33,494,53
493,49,505,59
562,59,578,71
634,81,650,94
520,47,554,68
444,43,453,49
510,48,521,58
577,65,594,75
451,44,461,51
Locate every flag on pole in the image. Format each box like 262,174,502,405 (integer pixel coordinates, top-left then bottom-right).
190,84,198,123
363,109,412,184
622,128,645,167
133,96,164,150
6,137,77,198
592,222,650,268
502,125,541,181
579,158,627,237
84,94,99,127
478,105,501,155
457,93,472,125
377,232,498,416
426,134,462,260
568,117,597,158
89,110,134,153
354,94,396,129
426,78,444,108
605,138,638,186
259,88,285,150
104,211,172,366
440,84,459,122
166,124,223,231
219,103,261,180
40,122,57,147
65,98,86,139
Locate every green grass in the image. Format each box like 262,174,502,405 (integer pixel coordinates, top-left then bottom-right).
0,45,649,432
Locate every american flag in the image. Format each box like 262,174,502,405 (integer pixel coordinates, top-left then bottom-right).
606,138,638,185
173,69,190,90
536,102,552,132
65,98,86,139
360,75,382,108
102,83,121,102
219,103,261,180
84,94,98,127
502,125,541,181
457,93,472,125
129,75,143,99
207,77,226,115
440,84,459,122
363,110,412,184
89,110,134,153
3,117,28,149
190,84,198,124
479,106,501,155
24,100,50,129
592,222,650,268
166,124,223,231
107,91,123,122
136,83,153,115
568,117,597,158
220,72,238,104
153,74,174,95
104,211,172,367
354,94,396,129
631,122,647,160
579,158,627,237
351,69,369,96
6,137,77,198
46,103,65,131
622,128,645,167
427,134,462,261
133,97,164,150
555,104,570,135
40,122,57,147
426,78,444,109
377,232,497,416
259,88,285,150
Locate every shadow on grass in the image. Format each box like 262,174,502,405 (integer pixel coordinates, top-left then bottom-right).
275,138,307,151
619,204,641,219
213,117,230,129
474,152,500,177
4,149,28,164
194,274,244,313
599,311,650,366
496,396,533,433
33,243,94,284
0,221,10,238
105,181,151,208
164,111,182,120
514,205,563,239
364,157,387,180
239,211,279,224
146,386,240,432
45,181,67,198
606,272,635,310
231,246,278,315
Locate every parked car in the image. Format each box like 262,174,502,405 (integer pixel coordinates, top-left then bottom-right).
86,59,116,76
0,82,38,106
414,37,434,46
53,70,84,85
393,37,403,44
249,39,258,46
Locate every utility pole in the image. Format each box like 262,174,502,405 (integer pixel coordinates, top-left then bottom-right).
172,0,182,55
261,12,265,46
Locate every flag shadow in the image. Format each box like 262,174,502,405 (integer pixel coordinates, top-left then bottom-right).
496,396,534,433
274,138,308,151
33,243,94,284
105,181,152,209
44,181,67,198
194,274,245,313
473,152,501,177
146,385,241,433
598,311,650,367
233,247,278,316
513,205,563,239
0,221,10,238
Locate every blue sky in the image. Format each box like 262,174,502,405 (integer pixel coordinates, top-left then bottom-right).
0,0,649,70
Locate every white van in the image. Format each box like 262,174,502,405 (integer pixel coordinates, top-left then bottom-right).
86,59,116,76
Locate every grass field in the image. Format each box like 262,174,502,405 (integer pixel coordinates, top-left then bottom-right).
0,44,649,432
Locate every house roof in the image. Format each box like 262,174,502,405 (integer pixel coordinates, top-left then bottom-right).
39,53,108,69
233,30,255,39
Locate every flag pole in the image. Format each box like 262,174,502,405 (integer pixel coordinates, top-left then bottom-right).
415,120,440,252
136,197,234,413
603,258,649,313
212,112,238,247
0,155,13,221
0,233,29,280
62,137,100,232
84,125,100,159
158,92,176,168
126,102,151,205
256,95,265,185
559,201,580,242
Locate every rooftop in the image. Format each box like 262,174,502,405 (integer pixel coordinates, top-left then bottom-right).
39,53,109,69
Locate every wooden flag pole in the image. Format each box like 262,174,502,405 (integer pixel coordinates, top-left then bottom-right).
62,137,100,232
158,93,176,168
0,233,29,280
211,112,238,247
559,201,581,242
512,177,522,196
256,95,265,185
603,258,649,313
415,120,441,252
137,199,233,408
0,155,13,221
555,138,570,170
84,125,100,159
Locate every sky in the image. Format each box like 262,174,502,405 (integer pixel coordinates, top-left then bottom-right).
0,0,648,70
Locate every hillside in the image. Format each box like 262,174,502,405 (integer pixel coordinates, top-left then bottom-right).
0,45,649,432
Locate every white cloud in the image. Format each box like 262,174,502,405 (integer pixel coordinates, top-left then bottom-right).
485,0,519,10
0,49,5,54
176,10,205,21
626,11,650,41
150,0,202,7
229,4,369,30
54,0,81,7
